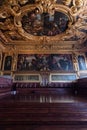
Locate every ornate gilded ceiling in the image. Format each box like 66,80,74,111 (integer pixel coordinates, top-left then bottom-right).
0,0,87,52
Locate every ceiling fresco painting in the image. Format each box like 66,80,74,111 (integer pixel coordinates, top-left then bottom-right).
22,10,69,36
0,0,87,52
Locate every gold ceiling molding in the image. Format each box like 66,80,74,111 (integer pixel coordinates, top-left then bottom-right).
4,40,81,53
0,0,87,52
14,0,75,40
13,2,75,41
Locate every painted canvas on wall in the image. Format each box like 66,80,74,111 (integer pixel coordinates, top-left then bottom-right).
78,55,86,70
17,54,73,71
49,54,73,71
4,56,12,71
17,54,50,71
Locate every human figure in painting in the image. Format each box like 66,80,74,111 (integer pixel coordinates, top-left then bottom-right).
73,53,79,72
13,53,17,71
52,55,70,71
72,53,80,77
78,55,86,70
59,56,69,70
4,56,12,70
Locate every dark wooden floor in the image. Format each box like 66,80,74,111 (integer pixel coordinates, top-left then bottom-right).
0,88,87,130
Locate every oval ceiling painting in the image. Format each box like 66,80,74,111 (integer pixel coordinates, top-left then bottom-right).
21,9,69,36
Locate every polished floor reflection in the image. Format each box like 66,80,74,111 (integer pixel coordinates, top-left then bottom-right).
0,88,87,130
0,88,79,103
8,93,75,103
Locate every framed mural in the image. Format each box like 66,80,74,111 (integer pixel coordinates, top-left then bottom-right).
14,74,40,82
49,54,73,71
78,55,86,70
4,56,12,71
17,54,74,71
50,73,77,82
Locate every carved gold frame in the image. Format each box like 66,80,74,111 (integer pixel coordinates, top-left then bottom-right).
14,4,75,41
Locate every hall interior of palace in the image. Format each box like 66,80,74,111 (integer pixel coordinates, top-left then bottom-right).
0,0,87,129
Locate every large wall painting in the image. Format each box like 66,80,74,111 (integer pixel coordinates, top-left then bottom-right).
78,55,87,70
17,54,73,71
50,54,73,71
4,56,12,71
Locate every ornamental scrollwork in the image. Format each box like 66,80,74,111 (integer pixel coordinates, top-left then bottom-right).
0,0,86,50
